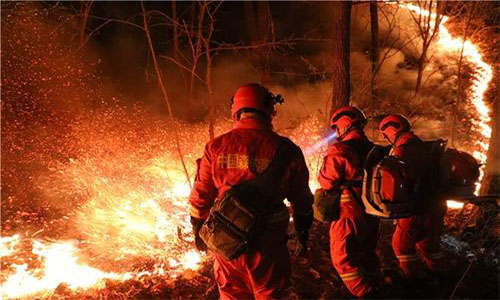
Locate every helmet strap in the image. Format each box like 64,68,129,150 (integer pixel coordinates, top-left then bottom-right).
384,130,406,147
336,126,349,141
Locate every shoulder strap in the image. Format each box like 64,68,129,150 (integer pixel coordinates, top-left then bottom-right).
339,139,375,205
234,137,294,194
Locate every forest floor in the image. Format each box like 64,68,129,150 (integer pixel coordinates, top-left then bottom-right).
46,202,498,300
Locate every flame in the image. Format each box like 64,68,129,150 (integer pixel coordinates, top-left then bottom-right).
0,235,20,258
0,239,132,299
1,114,215,298
0,234,202,299
180,250,203,270
446,200,465,210
400,3,493,195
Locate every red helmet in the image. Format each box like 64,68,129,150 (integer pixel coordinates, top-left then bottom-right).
379,115,411,143
330,106,366,139
231,83,275,119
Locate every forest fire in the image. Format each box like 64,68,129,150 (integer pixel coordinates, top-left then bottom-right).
400,3,493,196
1,1,496,300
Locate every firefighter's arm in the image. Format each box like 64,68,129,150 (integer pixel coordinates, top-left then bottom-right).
287,148,314,255
317,147,346,192
188,144,217,221
188,144,217,252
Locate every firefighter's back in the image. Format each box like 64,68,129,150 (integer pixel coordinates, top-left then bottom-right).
189,83,313,300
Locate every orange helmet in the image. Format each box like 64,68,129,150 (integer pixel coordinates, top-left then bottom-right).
379,115,411,143
330,106,367,139
230,83,282,120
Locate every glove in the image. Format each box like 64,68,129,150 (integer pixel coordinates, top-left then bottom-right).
294,211,313,256
190,217,207,252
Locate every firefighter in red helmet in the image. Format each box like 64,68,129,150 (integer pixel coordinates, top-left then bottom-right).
317,106,381,298
189,83,313,299
379,114,446,280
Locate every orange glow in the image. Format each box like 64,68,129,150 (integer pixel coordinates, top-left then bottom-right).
0,239,132,299
0,235,20,258
1,4,494,299
0,235,202,299
400,2,493,196
446,200,465,210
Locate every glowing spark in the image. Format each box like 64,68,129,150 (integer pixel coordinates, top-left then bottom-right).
180,250,202,270
172,183,191,198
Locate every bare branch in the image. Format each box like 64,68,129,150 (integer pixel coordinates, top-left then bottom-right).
158,55,206,84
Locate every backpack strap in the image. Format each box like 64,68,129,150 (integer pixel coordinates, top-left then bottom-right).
235,137,294,209
258,137,295,184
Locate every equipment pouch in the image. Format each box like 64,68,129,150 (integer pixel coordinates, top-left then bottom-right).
199,188,261,260
313,189,341,222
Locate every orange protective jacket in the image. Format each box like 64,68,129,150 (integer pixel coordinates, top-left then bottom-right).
189,117,313,300
318,129,380,298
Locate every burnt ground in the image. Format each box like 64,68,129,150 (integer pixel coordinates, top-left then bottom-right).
45,203,499,300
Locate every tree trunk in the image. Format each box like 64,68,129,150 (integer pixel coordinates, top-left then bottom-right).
413,0,442,96
450,2,476,147
414,48,427,95
80,1,93,46
480,90,499,195
244,1,273,86
330,1,352,113
369,0,379,138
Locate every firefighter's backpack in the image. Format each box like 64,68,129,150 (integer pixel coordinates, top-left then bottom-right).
362,140,480,218
362,146,420,219
199,139,293,260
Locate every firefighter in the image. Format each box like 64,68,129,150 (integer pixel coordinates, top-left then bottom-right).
317,106,380,298
378,115,446,280
189,83,314,300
